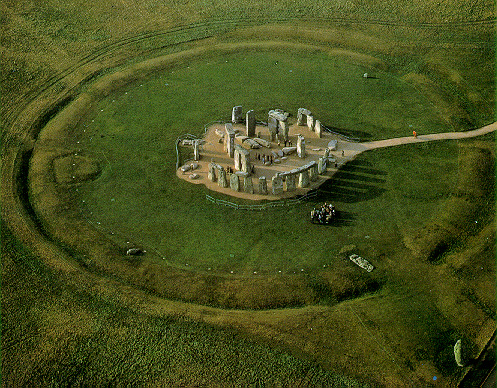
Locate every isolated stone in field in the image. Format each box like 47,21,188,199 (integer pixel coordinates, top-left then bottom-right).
244,176,254,194
299,169,309,188
285,173,296,191
454,340,464,367
246,109,256,137
208,162,217,182
259,176,268,195
218,166,228,188
349,254,374,272
282,146,297,155
297,135,306,158
297,108,312,126
339,244,357,254
272,174,284,195
126,248,143,256
232,105,243,123
230,173,240,191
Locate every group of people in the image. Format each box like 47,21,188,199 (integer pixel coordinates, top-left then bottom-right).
255,153,274,165
311,202,336,224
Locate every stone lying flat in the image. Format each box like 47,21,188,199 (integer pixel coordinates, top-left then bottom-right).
328,140,338,150
181,164,191,172
215,129,225,138
273,159,281,164
264,161,271,166
235,171,249,178
190,162,199,170
253,138,271,148
277,150,284,157
243,138,260,149
281,156,287,160
282,147,297,155
189,173,199,179
349,254,374,272
312,148,322,151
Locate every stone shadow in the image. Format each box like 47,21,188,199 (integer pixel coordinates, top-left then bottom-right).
314,159,387,203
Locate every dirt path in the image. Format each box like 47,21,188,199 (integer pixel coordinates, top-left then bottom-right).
360,122,497,151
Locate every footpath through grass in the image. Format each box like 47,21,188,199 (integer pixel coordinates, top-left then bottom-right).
75,49,456,274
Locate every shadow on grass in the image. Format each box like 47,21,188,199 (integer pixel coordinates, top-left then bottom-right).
315,160,387,203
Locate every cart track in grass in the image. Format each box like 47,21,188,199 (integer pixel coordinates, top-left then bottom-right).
2,16,495,387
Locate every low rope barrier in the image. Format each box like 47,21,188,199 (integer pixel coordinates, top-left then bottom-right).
205,190,318,210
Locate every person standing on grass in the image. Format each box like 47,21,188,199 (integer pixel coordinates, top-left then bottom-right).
413,130,417,138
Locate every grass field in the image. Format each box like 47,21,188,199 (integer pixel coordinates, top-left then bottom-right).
2,1,495,387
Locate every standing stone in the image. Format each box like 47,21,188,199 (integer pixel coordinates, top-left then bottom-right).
225,123,235,158
240,149,251,173
230,173,240,192
232,105,243,123
318,157,327,174
280,120,289,142
234,146,243,170
258,176,268,195
307,115,315,131
246,110,256,137
297,108,311,126
299,169,310,188
272,174,284,195
285,174,296,191
297,135,306,158
315,120,322,138
309,162,318,181
218,167,228,188
208,162,217,182
268,116,278,141
193,140,200,161
243,176,254,194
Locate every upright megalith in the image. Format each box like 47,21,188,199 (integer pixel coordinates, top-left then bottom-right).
285,173,296,191
318,157,327,174
234,145,251,173
272,174,284,195
244,176,254,194
258,176,268,195
299,169,310,188
315,120,322,138
268,109,289,142
268,116,278,141
297,108,312,126
230,173,240,192
208,162,217,182
307,115,315,131
309,161,318,181
218,166,228,188
232,105,243,123
297,135,306,158
246,110,256,137
234,145,243,171
225,123,236,158
193,140,200,161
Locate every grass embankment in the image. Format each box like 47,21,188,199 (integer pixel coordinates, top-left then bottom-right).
1,225,368,387
405,137,495,263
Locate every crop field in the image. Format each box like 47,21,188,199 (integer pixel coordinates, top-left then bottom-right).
1,1,495,387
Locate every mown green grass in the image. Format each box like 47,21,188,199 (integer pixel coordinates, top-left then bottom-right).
1,224,369,387
74,50,460,274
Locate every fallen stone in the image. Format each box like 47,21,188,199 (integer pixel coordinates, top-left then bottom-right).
190,162,199,170
349,254,374,272
189,173,199,179
215,129,225,138
180,164,191,172
253,138,272,148
339,244,357,254
281,156,287,160
273,159,281,164
328,140,338,151
126,248,143,256
243,138,260,149
282,147,297,155
264,161,271,166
